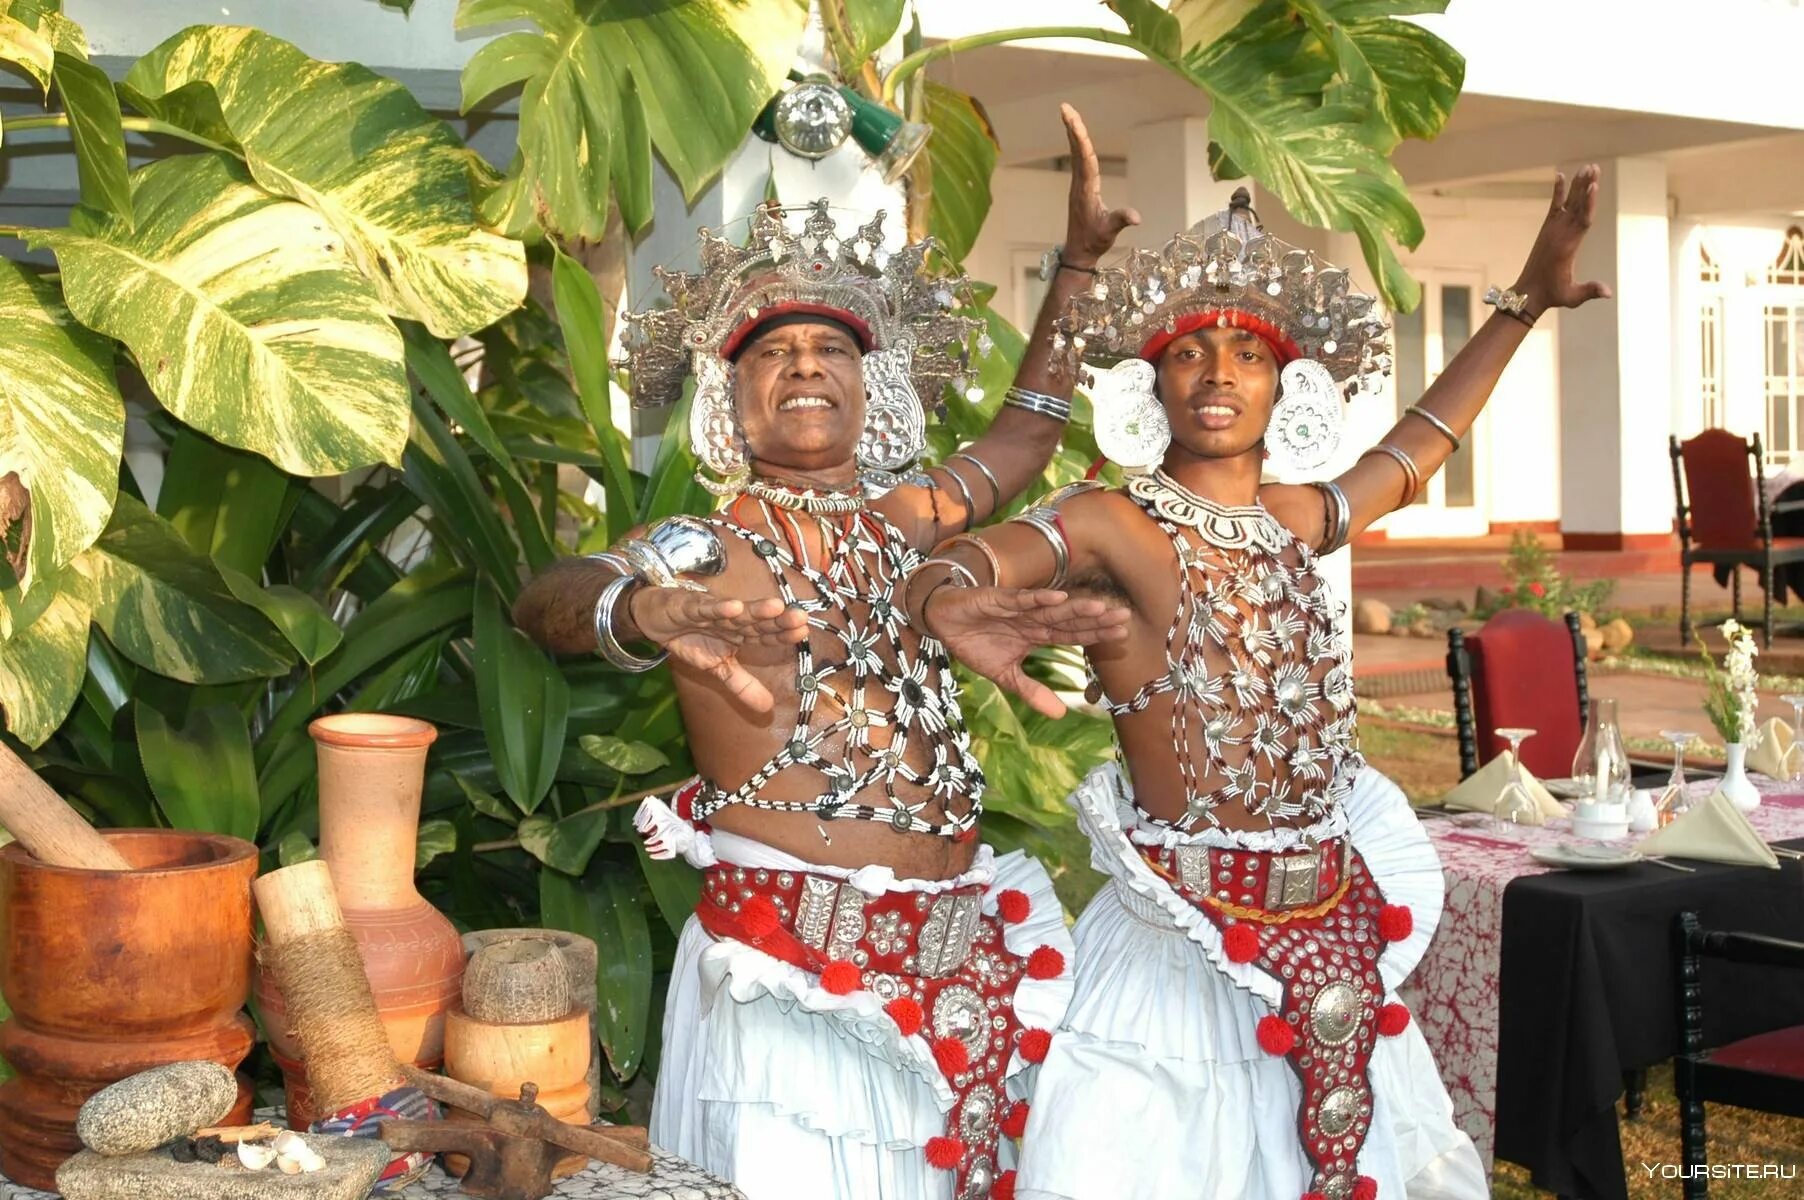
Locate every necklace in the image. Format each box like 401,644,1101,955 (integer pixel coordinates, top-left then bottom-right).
745,478,867,514
1128,471,1289,554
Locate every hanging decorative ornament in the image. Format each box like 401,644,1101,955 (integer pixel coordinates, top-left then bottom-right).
1087,359,1171,473
771,77,854,160
1265,359,1345,474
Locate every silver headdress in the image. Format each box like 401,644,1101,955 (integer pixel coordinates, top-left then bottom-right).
1057,189,1392,474
619,200,984,490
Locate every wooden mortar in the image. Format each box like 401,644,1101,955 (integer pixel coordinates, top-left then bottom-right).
442,1006,592,1177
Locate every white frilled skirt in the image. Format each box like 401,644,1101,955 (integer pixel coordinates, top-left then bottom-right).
1015,765,1487,1200
649,831,1073,1200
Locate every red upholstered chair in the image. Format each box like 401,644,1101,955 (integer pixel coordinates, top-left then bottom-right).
1674,911,1804,1199
1445,609,1589,780
1670,429,1804,647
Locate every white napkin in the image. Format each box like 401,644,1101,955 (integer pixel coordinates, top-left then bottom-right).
1634,789,1780,868
1747,717,1794,780
1440,751,1564,825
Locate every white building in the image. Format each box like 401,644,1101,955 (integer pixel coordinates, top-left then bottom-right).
932,0,1804,548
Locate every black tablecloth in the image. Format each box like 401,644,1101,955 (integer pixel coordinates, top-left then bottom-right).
1493,843,1804,1200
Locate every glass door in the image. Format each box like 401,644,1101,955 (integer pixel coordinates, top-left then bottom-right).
1381,269,1488,537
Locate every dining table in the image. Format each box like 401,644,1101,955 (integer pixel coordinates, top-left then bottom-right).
1403,776,1804,1200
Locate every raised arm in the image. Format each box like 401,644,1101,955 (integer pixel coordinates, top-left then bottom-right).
879,104,1139,546
1270,165,1611,549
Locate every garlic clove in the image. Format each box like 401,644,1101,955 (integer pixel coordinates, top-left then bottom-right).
272,1130,326,1174
236,1141,277,1170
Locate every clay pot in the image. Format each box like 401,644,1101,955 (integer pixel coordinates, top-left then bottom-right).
253,714,465,1127
0,831,258,1189
443,1007,592,1177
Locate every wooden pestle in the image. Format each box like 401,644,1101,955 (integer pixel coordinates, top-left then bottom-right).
0,744,131,870
253,860,406,1115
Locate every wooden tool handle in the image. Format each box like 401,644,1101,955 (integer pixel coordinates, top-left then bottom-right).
377,1118,491,1157
402,1062,499,1117
400,1065,652,1173
252,859,345,942
0,744,132,870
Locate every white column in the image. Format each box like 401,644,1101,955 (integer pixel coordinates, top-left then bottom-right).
1123,117,1240,249
1557,156,1673,544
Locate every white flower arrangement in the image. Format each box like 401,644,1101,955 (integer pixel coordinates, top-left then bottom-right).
1702,619,1760,746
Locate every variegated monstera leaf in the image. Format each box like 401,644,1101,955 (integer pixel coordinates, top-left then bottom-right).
456,0,809,240
125,24,527,338
34,153,410,477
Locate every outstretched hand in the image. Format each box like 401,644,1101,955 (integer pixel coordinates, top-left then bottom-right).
1513,163,1612,316
1061,103,1139,268
628,589,809,713
923,586,1131,718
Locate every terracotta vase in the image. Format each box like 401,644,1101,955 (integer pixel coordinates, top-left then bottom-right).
0,831,258,1189
253,714,465,1127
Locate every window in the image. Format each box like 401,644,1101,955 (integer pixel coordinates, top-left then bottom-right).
1763,230,1804,464
1700,245,1725,429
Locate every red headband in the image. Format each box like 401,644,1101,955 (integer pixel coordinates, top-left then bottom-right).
718,302,876,361
1136,309,1299,367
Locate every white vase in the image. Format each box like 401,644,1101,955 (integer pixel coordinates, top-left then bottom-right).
1721,743,1762,813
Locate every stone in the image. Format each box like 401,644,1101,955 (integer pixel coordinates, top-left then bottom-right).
1473,586,1498,614
1600,617,1634,653
1582,628,1605,658
1420,595,1468,613
76,1062,238,1156
1352,598,1391,635
54,1135,389,1200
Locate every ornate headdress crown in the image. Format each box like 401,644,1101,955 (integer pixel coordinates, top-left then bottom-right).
620,200,982,412
1056,189,1391,397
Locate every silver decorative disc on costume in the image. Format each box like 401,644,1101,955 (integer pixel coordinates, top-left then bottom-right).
1315,1083,1366,1139
1267,359,1344,473
1088,359,1170,471
772,79,853,159
1310,980,1362,1046
857,344,928,472
933,983,990,1059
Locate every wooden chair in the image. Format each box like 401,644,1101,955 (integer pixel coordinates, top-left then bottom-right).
1673,911,1804,1197
1446,609,1590,780
1670,429,1804,648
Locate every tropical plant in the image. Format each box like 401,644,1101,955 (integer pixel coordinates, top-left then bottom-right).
1478,529,1614,620
0,0,1465,1102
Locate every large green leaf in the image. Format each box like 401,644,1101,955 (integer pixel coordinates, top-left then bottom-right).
540,861,651,1079
217,565,343,666
472,582,569,815
71,495,293,683
0,586,91,747
36,153,410,476
457,0,809,239
54,52,130,225
551,246,636,539
1289,1,1461,148
135,702,260,841
832,0,905,62
517,804,608,874
0,8,52,94
1170,0,1258,52
125,26,528,338
923,83,998,265
0,260,123,597
157,431,296,578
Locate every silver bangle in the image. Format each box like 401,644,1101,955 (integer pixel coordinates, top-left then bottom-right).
594,574,667,672
943,533,1004,588
1360,443,1423,509
1010,509,1071,589
950,451,1002,513
921,557,981,590
935,463,977,514
618,517,721,592
1004,387,1072,424
1404,405,1461,452
1311,480,1352,556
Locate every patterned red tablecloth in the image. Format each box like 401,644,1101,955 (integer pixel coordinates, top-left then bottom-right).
1400,777,1804,1166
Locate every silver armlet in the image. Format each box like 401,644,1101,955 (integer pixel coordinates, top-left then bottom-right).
1404,405,1461,452
950,451,1003,513
593,574,667,672
1311,480,1352,557
1009,509,1072,589
618,516,725,591
1004,387,1073,424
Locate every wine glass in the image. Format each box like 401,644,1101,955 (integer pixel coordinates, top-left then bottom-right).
1783,694,1804,781
1494,727,1539,830
1657,729,1697,821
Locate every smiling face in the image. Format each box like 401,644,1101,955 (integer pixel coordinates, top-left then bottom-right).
732,319,868,474
1153,324,1281,460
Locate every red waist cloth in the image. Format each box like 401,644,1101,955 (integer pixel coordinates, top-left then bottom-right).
698,863,1055,1199
1139,838,1414,1200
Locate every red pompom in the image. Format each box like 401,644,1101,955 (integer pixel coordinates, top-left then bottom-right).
1001,1100,1030,1140
996,889,1032,924
1378,904,1414,943
1223,923,1260,964
993,1170,1018,1200
933,1037,970,1076
1377,1003,1411,1037
1352,1176,1378,1200
1302,1192,1329,1200
1256,1015,1296,1056
1027,945,1066,980
820,960,861,995
886,997,923,1037
924,1136,966,1170
740,895,780,938
1019,1028,1053,1063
